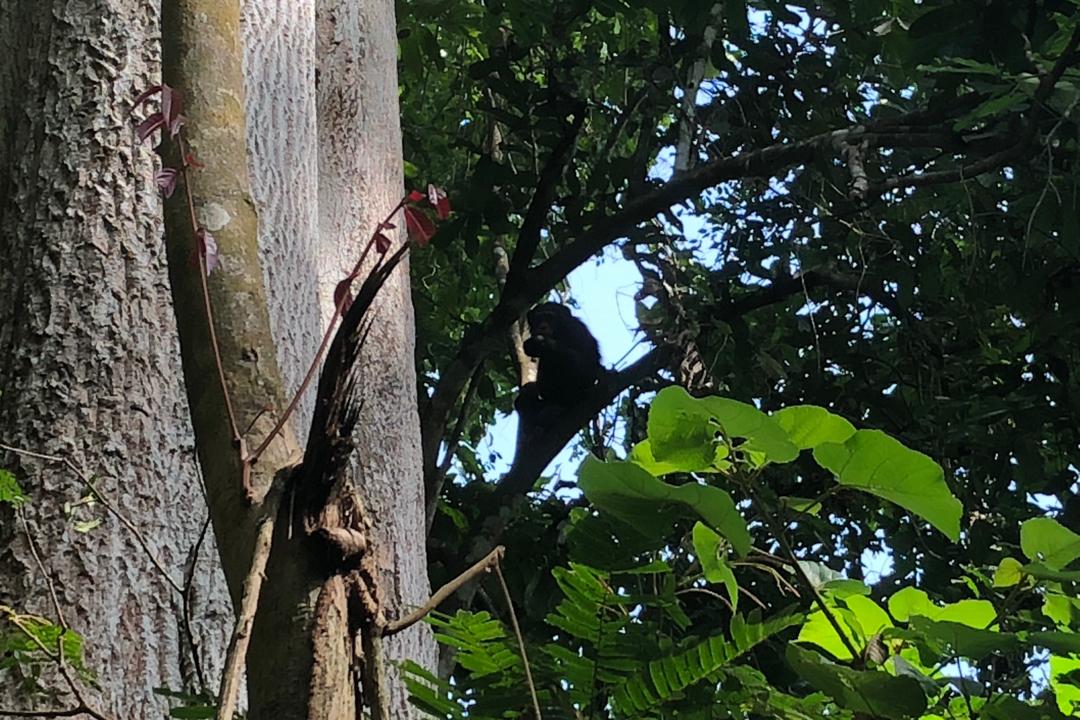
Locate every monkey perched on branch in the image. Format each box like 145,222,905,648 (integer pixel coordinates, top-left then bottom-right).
515,302,603,419
506,303,604,492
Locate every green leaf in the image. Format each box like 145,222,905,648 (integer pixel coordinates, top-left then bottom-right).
797,595,890,660
993,557,1024,588
1050,654,1080,717
691,522,738,609
1028,631,1080,656
1041,593,1080,626
909,616,1021,659
772,405,856,450
786,645,928,719
1025,563,1080,583
813,430,961,541
646,387,798,469
614,613,801,713
1020,518,1080,570
578,456,751,556
888,587,996,628
0,469,27,507
645,387,723,472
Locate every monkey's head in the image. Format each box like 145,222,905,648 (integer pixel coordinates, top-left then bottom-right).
526,302,572,339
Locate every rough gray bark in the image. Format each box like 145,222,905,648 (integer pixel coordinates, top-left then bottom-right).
0,0,232,716
315,0,437,712
242,0,435,714
1,0,433,717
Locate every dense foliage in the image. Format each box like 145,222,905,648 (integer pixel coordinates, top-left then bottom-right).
400,0,1080,718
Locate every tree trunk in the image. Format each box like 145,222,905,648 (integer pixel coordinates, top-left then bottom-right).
315,2,436,711
0,0,232,715
1,0,433,716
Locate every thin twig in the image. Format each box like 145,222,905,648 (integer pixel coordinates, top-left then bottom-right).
19,511,67,629
748,487,861,662
181,515,211,692
383,546,505,637
249,198,408,464
215,491,279,720
494,559,542,720
0,444,182,594
176,133,241,444
15,511,112,720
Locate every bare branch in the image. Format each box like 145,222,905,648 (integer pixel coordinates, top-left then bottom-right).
508,106,586,281
383,546,505,637
215,488,280,720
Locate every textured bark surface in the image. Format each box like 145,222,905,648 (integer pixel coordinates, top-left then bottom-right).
0,0,432,716
0,0,232,716
315,0,437,714
242,0,322,432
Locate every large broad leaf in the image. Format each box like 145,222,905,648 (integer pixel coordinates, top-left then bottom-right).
1050,654,1080,717
1028,631,1080,656
813,430,961,541
646,387,798,469
579,457,751,555
629,438,731,476
908,616,1021,660
797,595,891,661
1020,518,1080,571
887,587,997,627
786,645,928,719
772,405,856,449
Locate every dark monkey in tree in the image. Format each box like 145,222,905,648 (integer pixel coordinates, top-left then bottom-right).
515,302,603,418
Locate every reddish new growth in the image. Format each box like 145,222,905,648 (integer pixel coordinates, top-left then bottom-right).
132,84,219,274
333,184,449,315
250,186,450,463
131,82,452,483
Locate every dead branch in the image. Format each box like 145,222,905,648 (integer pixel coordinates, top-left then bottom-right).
215,488,280,720
493,559,541,720
382,546,505,637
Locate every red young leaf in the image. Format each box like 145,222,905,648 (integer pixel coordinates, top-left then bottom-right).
428,184,451,220
136,113,165,142
374,231,392,254
407,189,425,203
403,205,436,246
195,227,219,275
131,85,163,114
155,167,180,198
378,220,396,231
184,153,204,169
160,85,186,137
333,277,354,316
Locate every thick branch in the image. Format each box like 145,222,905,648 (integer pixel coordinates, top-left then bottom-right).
496,346,671,499
714,268,904,323
508,108,586,281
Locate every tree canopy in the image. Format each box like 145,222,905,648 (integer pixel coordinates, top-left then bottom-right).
399,0,1080,717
